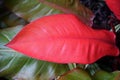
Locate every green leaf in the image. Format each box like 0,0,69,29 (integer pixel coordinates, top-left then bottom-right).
40,0,94,26
93,70,113,80
4,0,93,26
0,7,27,28
0,0,94,79
4,0,62,22
0,26,23,46
0,26,69,80
111,71,120,80
58,68,92,80
93,70,120,80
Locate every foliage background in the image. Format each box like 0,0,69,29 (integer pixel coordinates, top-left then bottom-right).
0,0,120,80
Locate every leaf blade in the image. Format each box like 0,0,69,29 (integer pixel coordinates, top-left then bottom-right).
6,14,119,64
0,26,69,80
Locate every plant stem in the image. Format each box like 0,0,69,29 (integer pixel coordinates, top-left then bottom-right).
68,63,77,70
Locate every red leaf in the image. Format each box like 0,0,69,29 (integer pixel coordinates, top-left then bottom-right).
6,14,119,64
106,0,120,20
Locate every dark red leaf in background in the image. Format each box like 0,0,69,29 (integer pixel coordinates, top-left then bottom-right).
6,14,119,64
106,0,120,20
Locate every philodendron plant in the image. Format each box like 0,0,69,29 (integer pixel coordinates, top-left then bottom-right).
0,0,120,80
6,13,119,64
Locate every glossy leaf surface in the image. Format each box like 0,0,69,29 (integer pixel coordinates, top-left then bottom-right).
111,71,120,80
6,14,119,64
93,70,120,80
58,68,92,80
4,0,62,22
0,0,94,79
93,70,113,80
4,0,93,26
39,0,94,26
106,0,120,20
0,26,69,80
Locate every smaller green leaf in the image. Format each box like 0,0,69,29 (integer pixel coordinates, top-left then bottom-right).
5,0,93,26
0,25,23,45
0,7,27,28
39,0,94,26
93,70,113,80
58,68,92,80
5,0,62,22
111,71,120,80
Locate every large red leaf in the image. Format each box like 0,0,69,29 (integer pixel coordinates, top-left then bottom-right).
106,0,120,20
6,14,119,64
